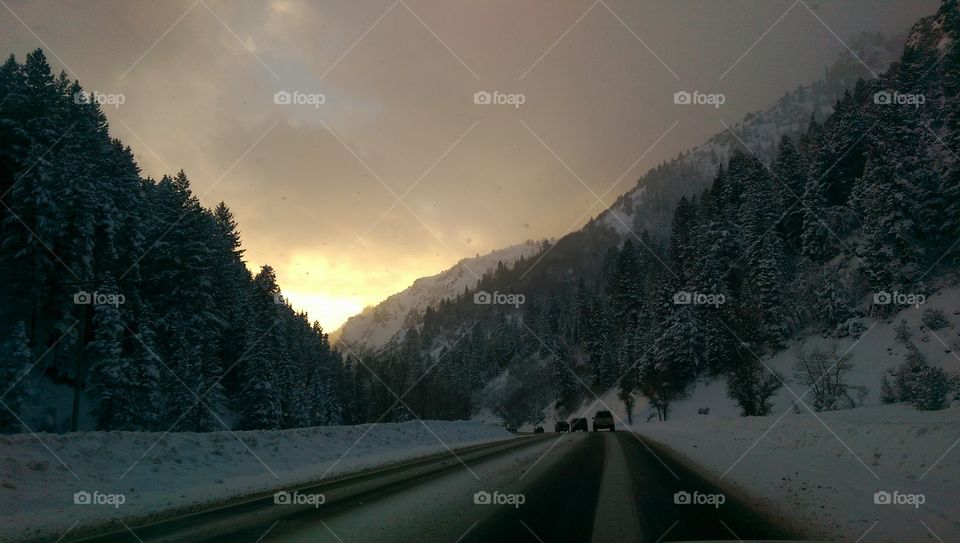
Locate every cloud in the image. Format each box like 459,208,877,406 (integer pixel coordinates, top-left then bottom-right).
0,0,937,329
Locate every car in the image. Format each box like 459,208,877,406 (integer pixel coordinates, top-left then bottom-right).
505,423,518,433
592,410,615,432
554,419,570,433
533,426,544,433
570,417,588,432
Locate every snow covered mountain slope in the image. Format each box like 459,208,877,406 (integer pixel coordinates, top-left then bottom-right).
333,241,541,350
558,283,960,427
596,33,905,238
336,34,903,354
533,286,960,542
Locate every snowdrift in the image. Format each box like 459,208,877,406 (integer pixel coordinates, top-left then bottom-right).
0,420,512,542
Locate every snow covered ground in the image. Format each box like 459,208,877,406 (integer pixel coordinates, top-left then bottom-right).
556,287,960,542
637,404,959,542
0,420,513,542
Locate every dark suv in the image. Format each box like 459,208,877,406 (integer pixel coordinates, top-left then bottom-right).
570,417,588,432
554,419,569,433
592,410,615,432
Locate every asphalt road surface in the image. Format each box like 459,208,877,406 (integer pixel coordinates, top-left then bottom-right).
461,432,795,543
70,432,802,543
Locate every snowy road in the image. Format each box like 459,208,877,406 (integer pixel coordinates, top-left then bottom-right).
71,433,800,543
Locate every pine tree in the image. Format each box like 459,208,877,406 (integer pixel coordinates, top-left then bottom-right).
86,277,126,430
740,157,788,345
164,313,226,432
692,174,741,373
854,107,927,291
237,266,286,430
645,300,701,417
551,343,577,410
771,136,807,252
800,177,837,264
211,202,251,396
817,89,868,205
880,373,897,404
121,323,161,430
797,114,843,264
892,344,955,411
617,328,641,423
0,322,32,433
610,239,643,331
808,261,853,327
669,196,698,281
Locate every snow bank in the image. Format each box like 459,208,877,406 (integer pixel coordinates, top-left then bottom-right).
0,420,512,542
635,404,960,542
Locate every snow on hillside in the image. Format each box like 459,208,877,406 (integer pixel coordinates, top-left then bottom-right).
334,241,541,350
0,421,512,542
334,35,904,355
533,283,959,427
641,285,959,421
544,285,960,542
597,33,905,238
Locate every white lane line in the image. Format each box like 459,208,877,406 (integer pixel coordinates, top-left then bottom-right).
591,433,642,542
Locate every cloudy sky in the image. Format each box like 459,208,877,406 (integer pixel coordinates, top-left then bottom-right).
0,0,936,330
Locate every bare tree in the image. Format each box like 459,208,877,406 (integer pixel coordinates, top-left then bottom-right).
793,344,865,411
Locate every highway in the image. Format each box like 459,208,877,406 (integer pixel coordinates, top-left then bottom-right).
69,432,802,543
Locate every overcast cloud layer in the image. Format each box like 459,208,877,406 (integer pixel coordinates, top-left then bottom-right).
0,0,937,329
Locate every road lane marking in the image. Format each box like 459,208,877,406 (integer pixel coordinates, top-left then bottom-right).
591,433,642,542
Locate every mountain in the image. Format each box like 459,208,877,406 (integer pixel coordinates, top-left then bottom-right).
597,32,906,239
342,0,960,428
334,33,905,353
333,240,542,350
